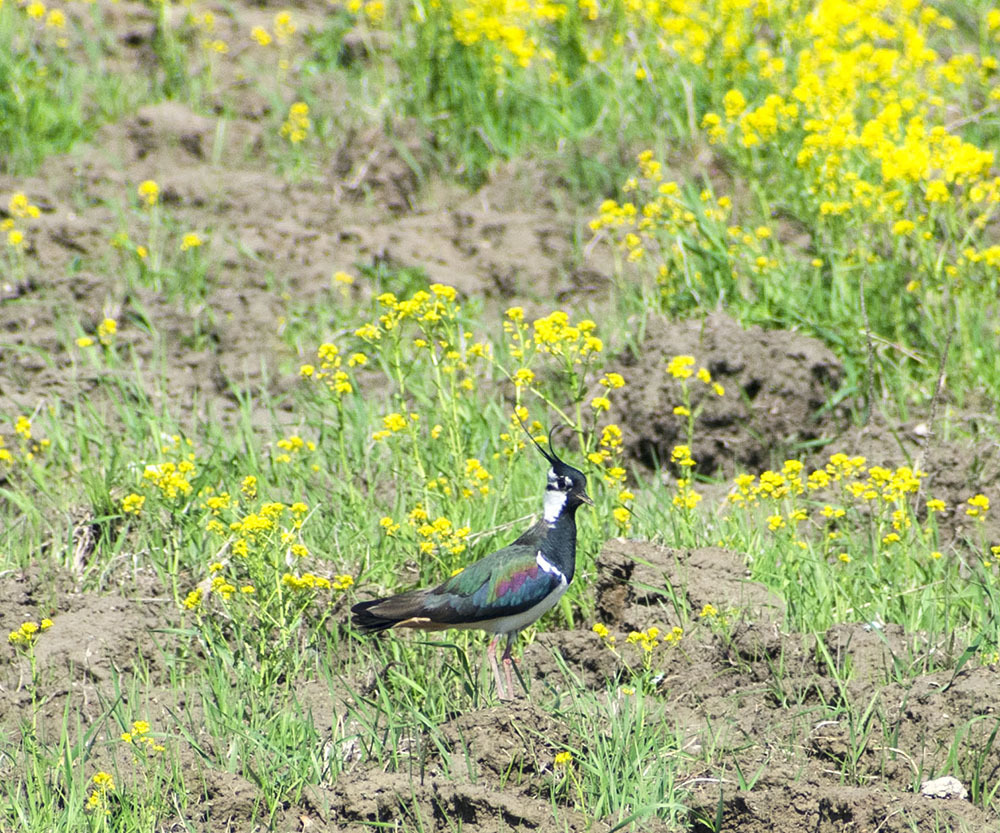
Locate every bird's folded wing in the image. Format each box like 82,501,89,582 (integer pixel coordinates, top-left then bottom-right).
422,544,564,625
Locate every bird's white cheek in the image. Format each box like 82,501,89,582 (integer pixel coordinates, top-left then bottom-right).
543,489,567,523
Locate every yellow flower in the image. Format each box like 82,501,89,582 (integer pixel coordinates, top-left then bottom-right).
8,193,40,218
251,25,272,46
591,622,609,639
97,318,117,346
430,283,457,301
513,367,535,387
274,10,296,40
383,412,407,432
122,494,145,515
8,620,50,646
666,355,695,379
967,493,990,518
612,506,631,527
240,475,257,498
699,603,718,618
590,395,611,412
332,574,354,591
333,270,354,285
180,233,203,251
76,336,95,348
14,416,31,440
723,88,747,119
7,229,24,247
280,101,310,144
670,445,694,467
137,180,159,206
554,751,573,767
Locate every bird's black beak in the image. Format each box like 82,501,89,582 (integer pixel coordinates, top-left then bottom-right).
580,492,594,506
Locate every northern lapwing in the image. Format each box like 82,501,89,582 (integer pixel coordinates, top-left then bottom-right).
351,425,591,700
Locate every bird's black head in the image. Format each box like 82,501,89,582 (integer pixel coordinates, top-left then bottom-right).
522,422,592,513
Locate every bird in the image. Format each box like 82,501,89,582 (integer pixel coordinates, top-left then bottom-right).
351,424,591,700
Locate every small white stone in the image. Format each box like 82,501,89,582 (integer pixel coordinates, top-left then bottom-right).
920,776,968,800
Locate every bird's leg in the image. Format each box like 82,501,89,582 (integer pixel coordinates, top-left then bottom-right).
501,634,516,699
487,635,510,700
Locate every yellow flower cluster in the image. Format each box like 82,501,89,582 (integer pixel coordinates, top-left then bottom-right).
669,445,702,510
191,489,351,616
94,317,117,346
589,153,733,276
227,501,290,539
2,416,50,464
300,341,363,399
274,10,296,42
120,720,166,753
137,180,159,207
533,311,602,358
696,1,1000,283
8,618,53,646
3,192,40,249
280,101,311,144
404,504,472,556
274,433,316,464
967,493,990,520
282,572,331,590
86,772,115,815
370,283,461,333
372,411,418,442
189,9,228,54
502,307,607,407
346,284,484,393
346,0,385,24
448,0,567,71
666,355,725,398
729,455,926,507
281,570,353,591
461,457,492,498
121,493,145,515
591,621,613,642
143,459,196,500
584,423,633,529
626,625,683,653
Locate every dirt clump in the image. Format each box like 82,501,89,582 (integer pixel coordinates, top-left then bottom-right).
613,311,848,474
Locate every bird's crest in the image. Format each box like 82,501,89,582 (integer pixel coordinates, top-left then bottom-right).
514,413,585,487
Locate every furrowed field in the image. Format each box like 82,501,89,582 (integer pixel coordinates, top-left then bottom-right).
4,1,1000,830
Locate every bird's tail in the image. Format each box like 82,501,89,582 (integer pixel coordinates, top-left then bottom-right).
350,598,400,633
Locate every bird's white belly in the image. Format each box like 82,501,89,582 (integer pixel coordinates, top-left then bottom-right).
472,577,569,635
